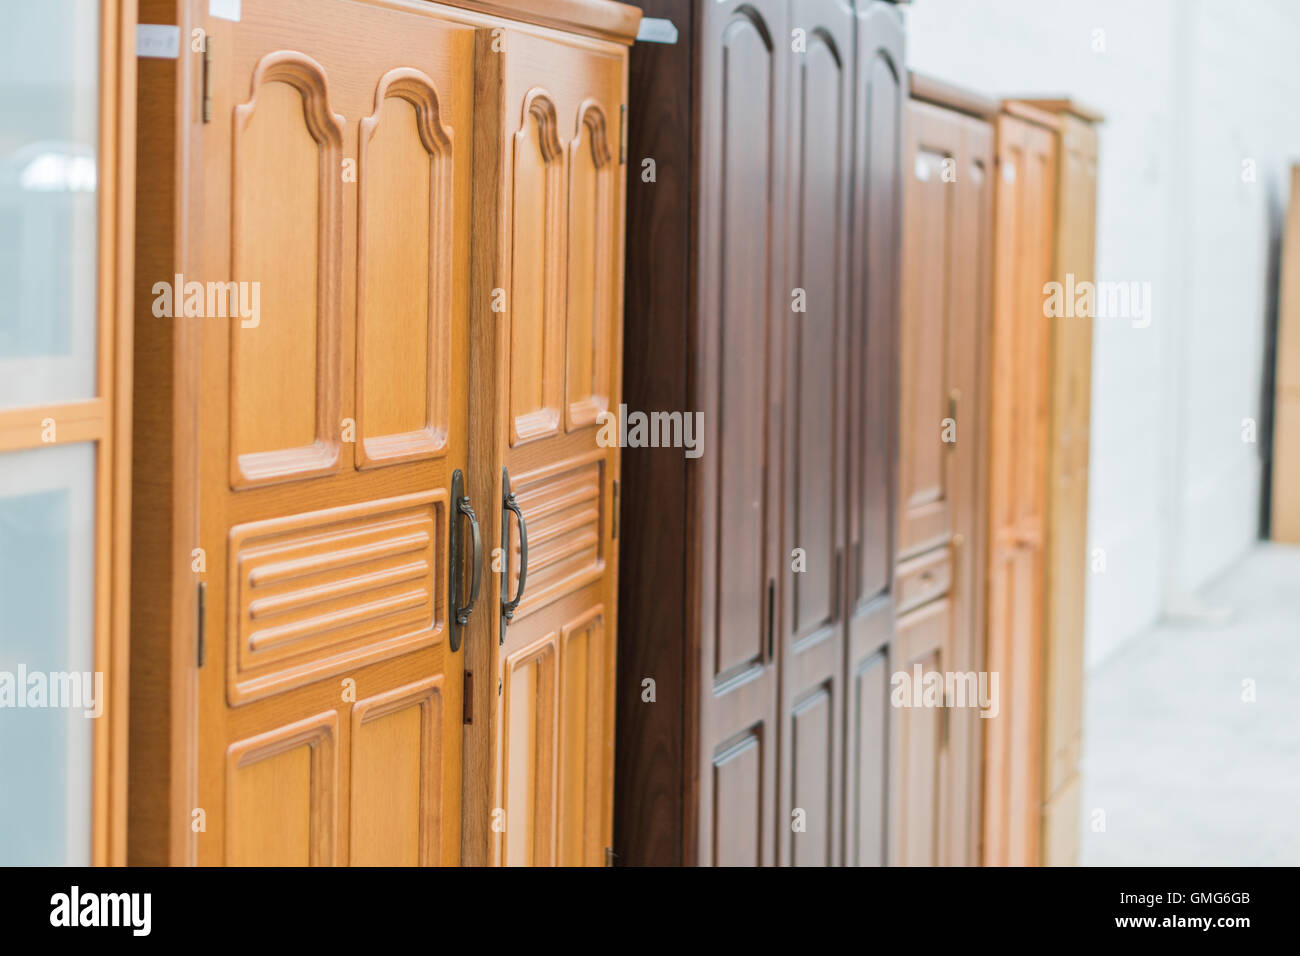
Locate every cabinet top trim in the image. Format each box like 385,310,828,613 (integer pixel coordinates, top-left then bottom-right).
909,72,999,120
1000,99,1063,131
1010,97,1105,125
440,0,641,44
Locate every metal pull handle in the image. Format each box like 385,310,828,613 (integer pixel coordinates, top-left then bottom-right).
449,469,481,653
500,467,529,644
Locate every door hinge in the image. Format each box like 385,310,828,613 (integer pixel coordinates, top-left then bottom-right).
201,37,213,123
611,478,620,539
605,846,615,867
463,670,473,725
619,104,627,165
196,580,207,667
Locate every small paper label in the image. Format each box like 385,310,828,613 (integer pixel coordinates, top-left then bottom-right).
1002,161,1016,184
914,156,930,181
137,24,181,59
210,0,241,21
636,17,678,44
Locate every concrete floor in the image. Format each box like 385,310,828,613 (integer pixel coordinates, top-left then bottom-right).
1079,543,1300,865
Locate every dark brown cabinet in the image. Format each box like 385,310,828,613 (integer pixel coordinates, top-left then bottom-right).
615,0,905,866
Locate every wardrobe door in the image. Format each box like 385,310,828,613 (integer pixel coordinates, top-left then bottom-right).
695,0,787,867
1041,112,1098,866
492,29,626,868
893,98,992,866
844,0,904,868
777,0,854,868
984,111,1055,867
191,0,476,865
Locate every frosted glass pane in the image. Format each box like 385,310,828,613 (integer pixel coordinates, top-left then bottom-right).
0,443,96,866
0,2,100,410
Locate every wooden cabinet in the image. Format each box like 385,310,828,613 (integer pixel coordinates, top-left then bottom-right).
1024,99,1101,867
982,99,1100,867
128,0,637,866
891,75,995,867
982,102,1056,868
615,0,905,867
1274,165,1300,542
478,24,629,869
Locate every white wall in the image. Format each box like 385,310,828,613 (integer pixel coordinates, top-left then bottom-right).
900,0,1296,666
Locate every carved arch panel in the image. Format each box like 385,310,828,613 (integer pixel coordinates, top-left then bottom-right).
230,52,345,487
565,101,616,431
509,89,566,446
355,67,456,468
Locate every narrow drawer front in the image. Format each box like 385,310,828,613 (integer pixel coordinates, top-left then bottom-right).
895,547,951,614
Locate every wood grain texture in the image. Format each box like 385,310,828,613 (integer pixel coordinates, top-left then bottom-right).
133,0,500,867
982,107,1056,867
777,0,854,868
491,26,627,867
894,93,993,867
846,0,905,868
443,0,642,44
1037,104,1099,868
613,0,693,868
615,0,906,869
694,0,786,867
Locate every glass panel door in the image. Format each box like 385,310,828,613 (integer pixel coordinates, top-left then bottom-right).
0,0,100,410
0,443,97,865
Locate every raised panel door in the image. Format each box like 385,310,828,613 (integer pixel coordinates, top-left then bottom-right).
983,110,1055,867
491,29,625,867
889,600,949,867
1041,111,1098,867
695,0,787,867
777,0,854,868
844,0,904,868
192,0,476,865
896,95,992,867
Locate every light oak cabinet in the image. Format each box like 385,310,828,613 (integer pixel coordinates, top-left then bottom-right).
982,101,1056,868
1026,99,1101,868
615,0,904,867
891,75,995,867
477,20,629,870
982,98,1100,867
128,0,637,867
1270,164,1300,541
